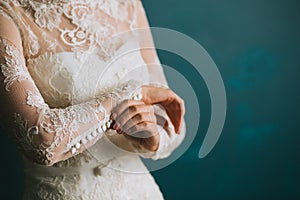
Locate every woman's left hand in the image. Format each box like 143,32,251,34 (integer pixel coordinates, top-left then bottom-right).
111,100,160,152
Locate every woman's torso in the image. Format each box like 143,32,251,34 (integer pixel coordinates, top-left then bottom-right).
0,0,164,199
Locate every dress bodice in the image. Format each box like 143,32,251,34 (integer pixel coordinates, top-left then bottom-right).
27,38,150,108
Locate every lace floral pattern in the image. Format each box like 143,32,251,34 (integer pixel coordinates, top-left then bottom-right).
0,35,121,166
0,38,33,91
13,112,55,165
26,89,48,111
27,52,75,108
8,0,139,56
39,101,102,149
13,88,110,166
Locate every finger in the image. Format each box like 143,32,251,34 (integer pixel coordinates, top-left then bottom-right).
174,95,185,133
115,105,153,129
124,122,158,139
155,113,169,129
111,100,144,120
162,95,185,134
147,88,184,134
178,97,185,133
121,112,156,132
155,113,171,136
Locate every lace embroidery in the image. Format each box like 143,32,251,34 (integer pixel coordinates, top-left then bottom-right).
54,150,92,168
27,52,73,108
11,0,138,56
62,81,143,154
42,32,57,51
12,98,108,165
7,6,42,56
96,80,143,103
34,3,63,30
26,89,49,111
13,113,54,165
39,99,104,152
0,38,33,91
24,26,40,56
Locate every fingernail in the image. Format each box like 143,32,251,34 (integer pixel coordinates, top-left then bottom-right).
113,122,120,130
110,113,117,120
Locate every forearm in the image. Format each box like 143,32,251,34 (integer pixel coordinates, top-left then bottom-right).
0,29,143,166
33,82,142,165
31,97,114,166
3,80,142,166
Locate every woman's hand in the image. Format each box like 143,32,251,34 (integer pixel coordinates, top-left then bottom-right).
141,86,185,134
110,86,184,151
111,100,160,151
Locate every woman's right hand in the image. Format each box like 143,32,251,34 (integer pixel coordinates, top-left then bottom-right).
141,86,185,134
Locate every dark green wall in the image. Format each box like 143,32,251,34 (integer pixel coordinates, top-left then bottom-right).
1,0,299,199
142,0,300,199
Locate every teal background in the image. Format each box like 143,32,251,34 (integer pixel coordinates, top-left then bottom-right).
1,0,300,199
143,0,300,199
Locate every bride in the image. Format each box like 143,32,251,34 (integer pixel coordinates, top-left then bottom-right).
0,0,186,199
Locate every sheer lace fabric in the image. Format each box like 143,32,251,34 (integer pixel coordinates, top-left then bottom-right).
0,0,186,199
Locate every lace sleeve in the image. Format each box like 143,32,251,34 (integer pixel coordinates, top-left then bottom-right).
135,1,186,160
0,14,142,166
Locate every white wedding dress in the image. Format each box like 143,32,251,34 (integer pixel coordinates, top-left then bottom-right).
0,0,185,199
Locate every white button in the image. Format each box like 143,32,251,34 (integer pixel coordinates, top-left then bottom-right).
106,121,111,128
81,138,87,144
75,142,81,149
87,134,93,141
92,131,98,137
96,127,103,134
101,124,107,132
71,147,76,155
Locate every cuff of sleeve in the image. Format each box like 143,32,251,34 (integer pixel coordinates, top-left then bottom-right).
150,125,172,160
135,124,174,160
